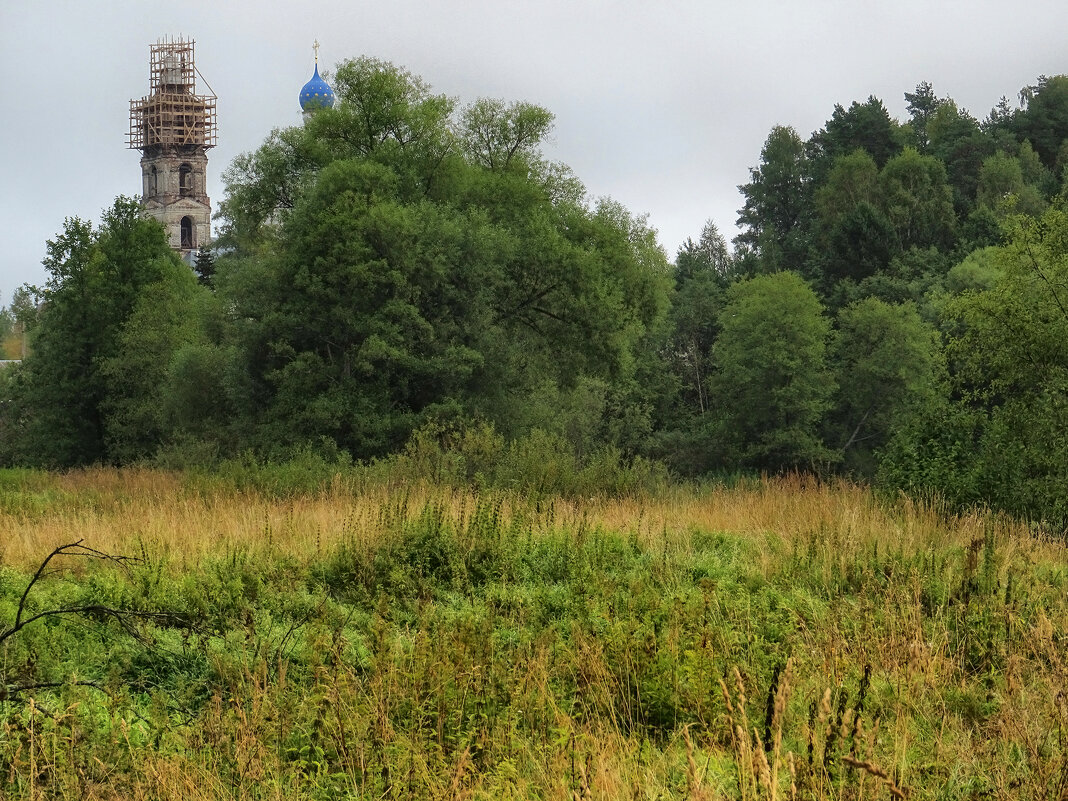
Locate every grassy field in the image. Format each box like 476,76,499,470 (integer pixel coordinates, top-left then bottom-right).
0,467,1066,799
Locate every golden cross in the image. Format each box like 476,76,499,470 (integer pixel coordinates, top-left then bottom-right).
313,39,320,64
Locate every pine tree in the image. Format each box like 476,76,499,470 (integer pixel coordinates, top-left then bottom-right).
194,245,215,288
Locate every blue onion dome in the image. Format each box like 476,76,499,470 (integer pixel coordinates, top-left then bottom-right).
300,64,335,112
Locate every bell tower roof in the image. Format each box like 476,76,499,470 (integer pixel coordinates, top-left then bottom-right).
300,41,335,112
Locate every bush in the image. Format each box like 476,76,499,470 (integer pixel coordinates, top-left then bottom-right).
380,420,670,498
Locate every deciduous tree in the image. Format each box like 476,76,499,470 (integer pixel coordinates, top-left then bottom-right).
2,199,181,466
217,58,670,458
828,298,945,476
879,147,956,251
882,204,1068,527
708,272,835,471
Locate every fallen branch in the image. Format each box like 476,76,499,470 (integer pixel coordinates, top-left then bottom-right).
6,540,138,641
1,540,197,705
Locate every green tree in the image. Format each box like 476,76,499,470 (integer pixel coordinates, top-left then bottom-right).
458,98,555,172
194,245,216,288
735,126,812,275
826,245,950,319
828,298,945,477
882,204,1068,527
708,271,835,471
159,341,251,457
983,95,1019,153
0,300,11,339
879,147,956,251
1014,75,1068,171
663,273,720,412
1016,140,1051,187
928,101,993,216
0,287,39,360
808,97,904,176
218,58,670,459
651,221,734,472
821,202,899,289
904,81,943,153
2,199,181,466
98,264,211,462
945,246,1003,294
0,301,14,359
667,222,731,416
977,151,1024,208
675,219,733,284
976,151,1046,218
814,150,881,223
215,126,328,251
958,205,1005,253
814,150,897,288
8,287,39,338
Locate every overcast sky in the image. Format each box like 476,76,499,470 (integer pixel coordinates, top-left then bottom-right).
2,0,1068,306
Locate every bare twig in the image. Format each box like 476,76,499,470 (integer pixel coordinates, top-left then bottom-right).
0,539,195,649
2,605,194,648
1,540,196,708
842,406,873,453
11,540,138,635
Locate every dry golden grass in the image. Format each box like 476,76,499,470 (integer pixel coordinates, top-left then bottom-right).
3,467,1055,573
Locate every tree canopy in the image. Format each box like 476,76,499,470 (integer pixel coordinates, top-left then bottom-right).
5,60,1068,531
213,57,670,459
1,198,199,466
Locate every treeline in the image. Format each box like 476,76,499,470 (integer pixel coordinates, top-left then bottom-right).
2,62,1067,527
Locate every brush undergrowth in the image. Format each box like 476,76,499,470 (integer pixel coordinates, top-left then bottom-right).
0,468,1066,800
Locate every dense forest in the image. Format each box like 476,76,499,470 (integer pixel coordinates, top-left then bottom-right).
3,61,1068,528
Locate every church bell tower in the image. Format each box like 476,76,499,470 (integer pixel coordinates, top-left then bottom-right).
128,37,216,261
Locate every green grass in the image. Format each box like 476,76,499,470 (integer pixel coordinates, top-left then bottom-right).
0,472,1065,799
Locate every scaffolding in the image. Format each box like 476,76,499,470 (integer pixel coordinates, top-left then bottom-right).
128,37,216,151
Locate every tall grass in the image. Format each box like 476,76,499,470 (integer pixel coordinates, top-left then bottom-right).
0,467,1065,799
0,467,1005,570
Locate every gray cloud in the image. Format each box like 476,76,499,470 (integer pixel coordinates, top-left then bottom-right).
2,0,1067,305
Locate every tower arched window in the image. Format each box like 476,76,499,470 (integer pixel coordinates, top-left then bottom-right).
181,216,195,250
179,163,193,197
147,165,158,197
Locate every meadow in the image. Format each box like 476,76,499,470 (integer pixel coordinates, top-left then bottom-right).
0,464,1066,799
